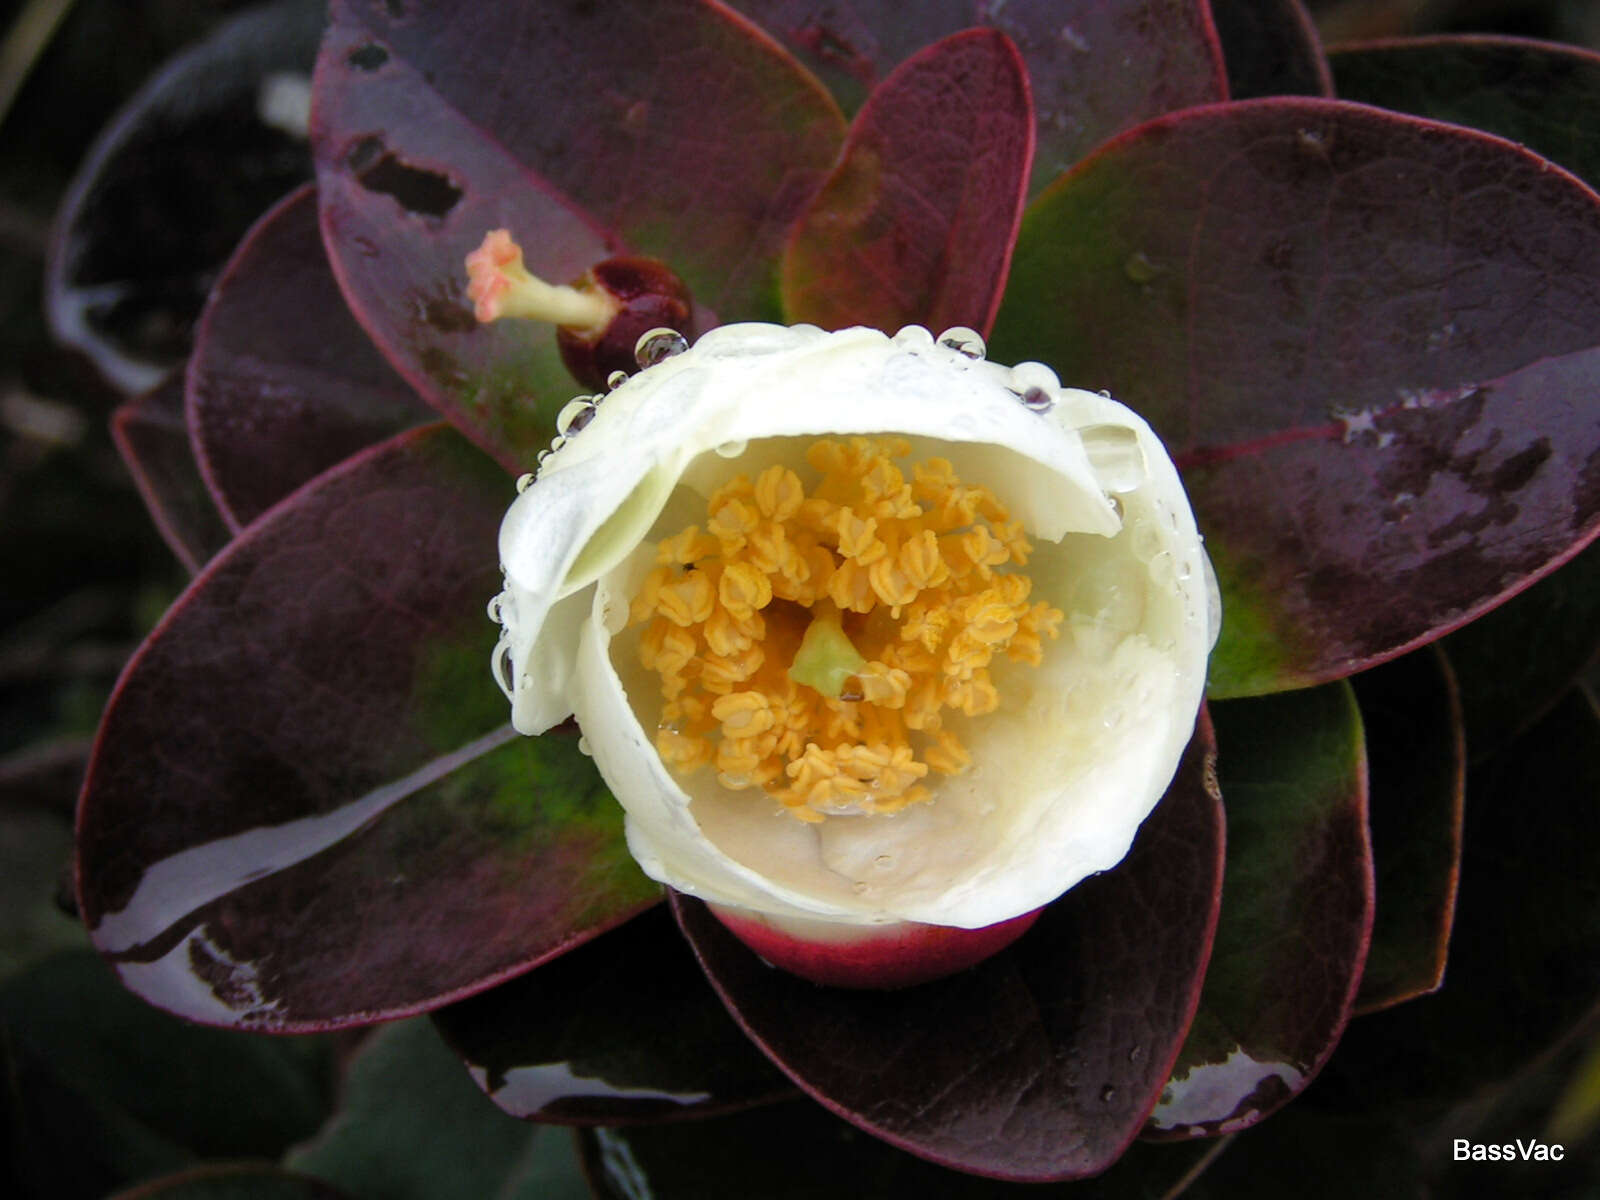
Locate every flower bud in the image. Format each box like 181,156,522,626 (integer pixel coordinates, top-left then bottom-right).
556,257,693,389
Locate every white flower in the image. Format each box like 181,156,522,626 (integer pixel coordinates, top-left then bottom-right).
492,323,1217,933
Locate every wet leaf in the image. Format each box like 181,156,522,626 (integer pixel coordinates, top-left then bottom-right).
1208,0,1332,99
110,375,232,573
311,0,845,464
110,1166,352,1200
433,905,790,1125
1350,648,1463,1013
579,1097,1225,1198
728,0,1226,190
675,714,1223,1182
1330,35,1600,190
991,99,1600,697
45,0,323,394
188,184,428,530
2,950,334,1197
1147,682,1371,1138
76,426,656,1030
781,29,1032,336
286,1019,570,1200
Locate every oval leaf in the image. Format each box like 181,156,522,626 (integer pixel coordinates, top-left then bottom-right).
45,0,323,394
729,0,1226,190
675,715,1223,1182
1330,35,1600,190
1146,681,1371,1138
781,29,1033,336
433,905,791,1125
77,425,657,1029
1208,0,1332,99
991,99,1600,697
189,184,428,530
111,376,232,573
1350,647,1463,1014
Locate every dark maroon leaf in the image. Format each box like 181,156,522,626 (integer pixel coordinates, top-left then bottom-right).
579,1097,1225,1198
1350,648,1463,1013
433,905,791,1125
1330,35,1600,191
1146,681,1370,1139
188,184,428,530
1314,687,1600,1119
729,1,1227,190
781,29,1032,336
110,1166,351,1200
110,375,232,572
675,714,1223,1182
76,425,657,1030
45,0,323,394
1442,539,1600,761
311,0,846,466
990,99,1600,697
1208,0,1332,99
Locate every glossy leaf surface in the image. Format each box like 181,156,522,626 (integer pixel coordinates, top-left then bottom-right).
111,1167,351,1200
1316,687,1600,1115
580,1098,1224,1199
188,185,427,529
729,0,1226,189
1330,35,1600,190
286,1019,568,1200
992,99,1600,697
1442,539,1600,761
110,376,231,573
434,905,789,1124
782,30,1031,336
77,426,656,1030
676,714,1223,1182
1147,682,1370,1138
45,0,322,394
312,0,846,465
1350,648,1463,1013
2,951,334,1196
1208,0,1332,99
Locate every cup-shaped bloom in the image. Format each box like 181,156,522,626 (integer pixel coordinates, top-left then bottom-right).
492,323,1216,945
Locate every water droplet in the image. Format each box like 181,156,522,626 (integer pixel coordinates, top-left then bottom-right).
550,435,567,453
873,854,894,870
556,398,597,437
493,644,516,693
1175,558,1193,582
1020,387,1054,413
577,735,592,756
606,369,630,390
536,448,553,465
1100,1084,1117,1103
1102,706,1124,730
1128,1045,1143,1063
715,439,748,458
635,327,688,367
1123,251,1162,284
1107,494,1124,519
515,472,535,493
936,327,986,359
892,325,934,350
486,592,504,622
1098,388,1112,399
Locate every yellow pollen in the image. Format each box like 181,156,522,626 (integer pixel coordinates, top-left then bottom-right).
629,437,1063,820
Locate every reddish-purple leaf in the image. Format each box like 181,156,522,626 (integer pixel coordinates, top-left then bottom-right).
991,99,1600,697
76,425,657,1030
1208,0,1332,99
780,29,1032,336
674,714,1223,1182
1330,35,1600,192
433,905,791,1125
729,1,1227,190
1350,648,1463,1014
110,375,232,573
1146,682,1371,1139
45,0,322,395
311,2,846,466
188,184,429,530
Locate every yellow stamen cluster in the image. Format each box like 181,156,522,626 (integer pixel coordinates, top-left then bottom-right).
629,437,1063,822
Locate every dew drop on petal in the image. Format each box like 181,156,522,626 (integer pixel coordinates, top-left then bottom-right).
635,327,688,368
1020,387,1055,413
892,325,934,350
536,448,553,465
936,326,986,359
715,439,748,458
515,472,535,493
486,591,505,622
556,398,598,437
550,435,567,453
873,854,894,870
606,369,630,390
578,735,592,757
493,643,516,694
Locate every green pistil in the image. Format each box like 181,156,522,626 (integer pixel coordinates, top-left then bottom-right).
789,613,867,699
